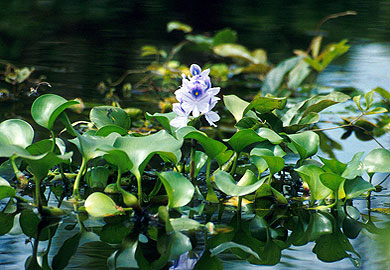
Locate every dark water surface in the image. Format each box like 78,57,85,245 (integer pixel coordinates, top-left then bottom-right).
1,0,390,269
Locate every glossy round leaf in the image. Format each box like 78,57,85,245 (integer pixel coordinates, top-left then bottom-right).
363,148,390,173
19,210,56,240
31,94,79,130
90,106,130,130
0,119,34,148
157,171,194,208
287,131,319,159
84,192,122,218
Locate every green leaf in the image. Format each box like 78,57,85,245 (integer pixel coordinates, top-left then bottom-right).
100,223,131,244
319,156,347,175
341,152,364,179
213,44,254,63
84,192,122,218
179,127,227,159
167,21,192,33
24,151,72,181
261,56,302,94
226,129,266,153
320,172,345,192
295,165,331,201
250,148,284,175
113,130,182,180
223,95,250,122
313,229,357,262
287,131,319,159
52,232,82,270
108,238,139,269
343,177,375,199
258,128,284,144
101,148,133,173
95,125,128,136
212,28,237,46
0,213,14,235
364,91,374,110
85,166,109,189
31,94,79,130
211,242,261,261
157,171,194,208
0,119,34,148
353,95,363,112
374,87,390,101
243,96,287,115
213,170,266,196
69,132,120,161
307,211,334,241
90,106,130,130
255,183,288,204
19,210,57,240
366,107,388,115
363,148,390,173
282,91,350,131
170,218,202,232
194,151,208,177
145,112,177,135
287,60,311,89
0,185,15,200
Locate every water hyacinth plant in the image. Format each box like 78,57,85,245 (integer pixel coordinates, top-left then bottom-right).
0,58,390,270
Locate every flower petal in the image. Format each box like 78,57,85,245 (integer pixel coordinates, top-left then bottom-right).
205,111,220,127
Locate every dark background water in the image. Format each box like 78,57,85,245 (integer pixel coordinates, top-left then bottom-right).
0,0,389,103
0,1,390,269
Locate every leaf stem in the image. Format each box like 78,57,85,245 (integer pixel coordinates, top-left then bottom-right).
230,152,239,176
72,157,87,199
237,196,242,230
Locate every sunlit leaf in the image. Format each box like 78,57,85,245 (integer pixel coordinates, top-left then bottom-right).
223,95,250,122
243,96,287,115
157,171,194,208
287,131,319,159
84,192,123,218
69,132,120,161
0,119,34,148
90,106,130,130
363,148,390,173
213,170,266,196
113,131,182,179
31,94,79,130
167,21,192,33
213,44,254,63
226,129,266,153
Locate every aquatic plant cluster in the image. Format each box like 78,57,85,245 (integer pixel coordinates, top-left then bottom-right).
1,20,390,269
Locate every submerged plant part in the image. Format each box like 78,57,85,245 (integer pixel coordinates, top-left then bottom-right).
170,64,221,127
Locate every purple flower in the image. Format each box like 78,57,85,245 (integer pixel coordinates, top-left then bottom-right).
170,64,220,128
